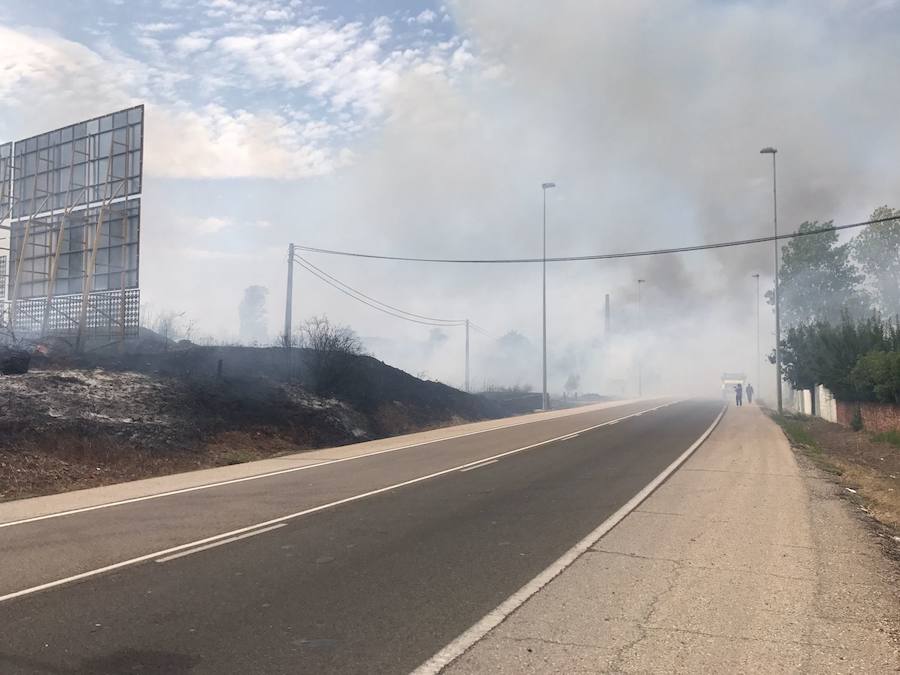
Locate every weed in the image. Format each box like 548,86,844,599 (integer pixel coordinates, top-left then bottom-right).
871,430,900,448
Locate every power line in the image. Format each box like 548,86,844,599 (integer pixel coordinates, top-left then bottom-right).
292,254,470,328
292,214,899,265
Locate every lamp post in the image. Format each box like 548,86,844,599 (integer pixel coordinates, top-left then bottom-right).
541,182,556,411
752,273,760,395
760,147,782,413
637,278,645,397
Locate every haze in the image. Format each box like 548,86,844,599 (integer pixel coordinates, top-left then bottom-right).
3,0,899,399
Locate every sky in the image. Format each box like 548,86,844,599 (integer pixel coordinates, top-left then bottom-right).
2,0,899,398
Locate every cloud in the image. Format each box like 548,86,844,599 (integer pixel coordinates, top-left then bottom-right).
174,35,212,55
415,10,437,25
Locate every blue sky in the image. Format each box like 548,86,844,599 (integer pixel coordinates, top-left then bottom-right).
2,1,899,396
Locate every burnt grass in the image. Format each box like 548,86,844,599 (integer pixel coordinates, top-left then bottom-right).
0,346,505,501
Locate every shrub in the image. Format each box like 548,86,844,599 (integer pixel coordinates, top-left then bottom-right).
850,351,900,404
851,407,864,431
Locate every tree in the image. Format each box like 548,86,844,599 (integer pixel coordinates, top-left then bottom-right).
238,286,268,345
853,206,900,318
300,316,364,395
779,313,899,400
766,221,869,327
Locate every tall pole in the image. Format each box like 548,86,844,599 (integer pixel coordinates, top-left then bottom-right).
637,279,645,397
284,243,294,347
465,319,470,393
541,182,556,411
761,147,782,413
753,273,760,395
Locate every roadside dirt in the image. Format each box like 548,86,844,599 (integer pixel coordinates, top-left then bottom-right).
774,412,900,537
0,366,501,502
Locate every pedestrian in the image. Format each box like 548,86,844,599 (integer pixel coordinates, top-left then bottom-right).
746,383,754,404
735,382,743,407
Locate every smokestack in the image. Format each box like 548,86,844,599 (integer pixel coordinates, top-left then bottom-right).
604,293,610,338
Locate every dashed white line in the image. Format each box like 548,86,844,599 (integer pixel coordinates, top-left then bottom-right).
0,400,656,530
0,401,680,604
155,524,286,563
459,459,499,473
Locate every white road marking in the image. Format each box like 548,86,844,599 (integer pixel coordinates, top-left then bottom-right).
458,459,499,473
0,400,679,604
0,400,656,530
411,403,728,675
155,524,286,563
555,432,581,441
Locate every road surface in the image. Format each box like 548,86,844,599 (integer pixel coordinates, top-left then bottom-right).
0,398,723,674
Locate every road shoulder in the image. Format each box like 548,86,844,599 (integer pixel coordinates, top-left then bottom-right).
444,404,900,673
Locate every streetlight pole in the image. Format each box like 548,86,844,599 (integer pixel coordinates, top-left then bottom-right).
753,273,760,395
760,147,782,413
637,278,645,397
541,182,556,411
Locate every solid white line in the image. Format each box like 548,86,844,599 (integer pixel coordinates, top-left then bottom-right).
458,459,499,473
155,524,286,563
410,403,728,675
0,400,679,605
0,400,654,530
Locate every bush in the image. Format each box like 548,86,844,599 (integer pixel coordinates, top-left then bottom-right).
851,407,864,431
299,316,364,396
850,351,900,404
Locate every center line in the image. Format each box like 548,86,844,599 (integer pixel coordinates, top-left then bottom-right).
155,524,286,563
459,459,499,473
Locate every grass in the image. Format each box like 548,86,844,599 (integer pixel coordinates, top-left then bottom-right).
871,430,900,448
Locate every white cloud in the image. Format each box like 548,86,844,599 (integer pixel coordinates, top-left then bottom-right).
146,104,352,178
174,34,212,55
178,216,231,233
416,9,437,24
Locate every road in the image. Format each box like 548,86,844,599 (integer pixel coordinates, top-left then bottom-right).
0,398,723,674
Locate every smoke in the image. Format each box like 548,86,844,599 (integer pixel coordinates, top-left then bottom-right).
7,3,899,401
238,285,269,345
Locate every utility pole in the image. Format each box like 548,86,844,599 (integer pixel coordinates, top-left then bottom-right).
760,147,782,413
541,182,556,411
465,319,470,393
753,273,760,394
604,293,611,338
637,279,645,397
284,243,294,348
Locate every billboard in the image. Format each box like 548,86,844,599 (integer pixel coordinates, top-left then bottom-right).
0,105,143,341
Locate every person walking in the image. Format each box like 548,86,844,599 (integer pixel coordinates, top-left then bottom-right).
746,383,754,404
735,382,743,407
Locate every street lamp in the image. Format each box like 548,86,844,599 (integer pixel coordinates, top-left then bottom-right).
541,182,556,411
752,273,760,396
637,278,645,397
760,147,782,413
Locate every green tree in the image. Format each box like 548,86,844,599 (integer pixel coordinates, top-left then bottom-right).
853,206,900,317
766,221,869,327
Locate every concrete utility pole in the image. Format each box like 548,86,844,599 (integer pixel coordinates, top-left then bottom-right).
637,279,645,397
284,243,294,348
541,182,556,411
604,293,611,338
753,273,760,394
760,147,782,413
465,319,470,393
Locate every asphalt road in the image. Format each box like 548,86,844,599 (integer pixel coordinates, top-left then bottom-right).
0,399,723,674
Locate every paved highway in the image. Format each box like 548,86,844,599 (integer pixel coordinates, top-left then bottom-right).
0,398,723,674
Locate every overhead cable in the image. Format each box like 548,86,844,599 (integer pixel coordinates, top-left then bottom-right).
291,214,899,265
292,254,471,328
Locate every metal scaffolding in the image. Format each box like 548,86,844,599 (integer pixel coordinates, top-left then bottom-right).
0,105,143,346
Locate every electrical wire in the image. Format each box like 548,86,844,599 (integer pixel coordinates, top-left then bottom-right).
291,214,900,265
292,254,472,328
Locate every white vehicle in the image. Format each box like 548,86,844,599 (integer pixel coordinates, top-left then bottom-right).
720,372,747,399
